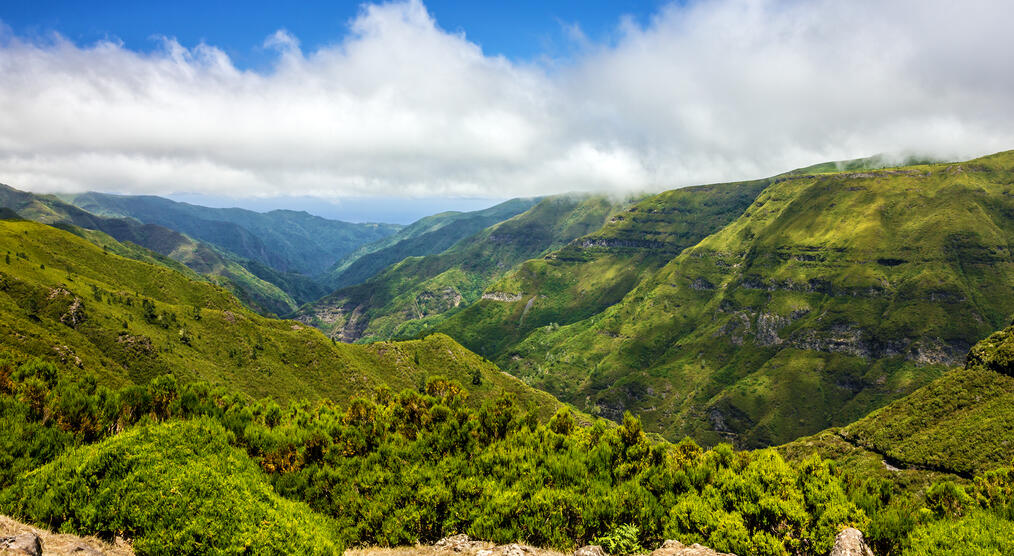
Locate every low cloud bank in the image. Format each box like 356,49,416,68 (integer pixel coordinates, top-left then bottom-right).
1,0,1012,199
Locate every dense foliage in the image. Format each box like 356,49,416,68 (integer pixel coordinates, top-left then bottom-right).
2,344,1013,554
0,352,872,555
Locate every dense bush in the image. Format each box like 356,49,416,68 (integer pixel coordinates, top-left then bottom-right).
1,418,341,555
0,351,1011,555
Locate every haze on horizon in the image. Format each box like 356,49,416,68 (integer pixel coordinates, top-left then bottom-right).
1,0,1013,208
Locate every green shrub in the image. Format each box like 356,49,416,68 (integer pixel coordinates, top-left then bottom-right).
906,510,1014,555
594,524,643,555
1,418,341,555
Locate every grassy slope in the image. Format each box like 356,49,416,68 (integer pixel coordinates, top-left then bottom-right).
777,321,1014,520
322,197,540,290
296,195,629,343
495,151,1014,447
434,180,770,358
0,219,564,417
0,183,301,315
65,192,402,276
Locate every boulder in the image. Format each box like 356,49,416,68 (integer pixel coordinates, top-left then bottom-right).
573,545,607,556
435,534,484,552
0,532,43,556
830,528,874,556
478,543,534,556
650,540,736,556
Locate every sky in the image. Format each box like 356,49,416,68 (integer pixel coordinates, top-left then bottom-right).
1,0,1013,222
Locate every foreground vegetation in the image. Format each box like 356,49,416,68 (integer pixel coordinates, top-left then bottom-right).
2,347,1012,555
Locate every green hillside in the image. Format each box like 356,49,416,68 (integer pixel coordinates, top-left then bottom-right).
835,322,1014,477
65,192,402,276
435,179,770,357
0,183,302,315
297,194,630,343
0,218,563,414
777,321,1014,554
484,151,1014,448
322,197,540,289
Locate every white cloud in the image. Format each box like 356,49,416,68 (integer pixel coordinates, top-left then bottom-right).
0,0,1013,199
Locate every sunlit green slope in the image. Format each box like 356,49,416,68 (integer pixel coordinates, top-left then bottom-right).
0,183,302,315
0,218,563,414
434,179,770,357
495,151,1014,447
297,194,631,343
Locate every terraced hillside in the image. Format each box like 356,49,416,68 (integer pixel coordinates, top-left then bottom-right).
435,179,770,357
0,217,564,414
482,151,1014,447
297,195,631,343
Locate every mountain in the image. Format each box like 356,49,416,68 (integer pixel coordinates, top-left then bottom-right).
441,151,1014,448
0,183,302,315
63,192,402,276
296,194,631,343
433,179,771,358
0,217,564,413
322,197,540,290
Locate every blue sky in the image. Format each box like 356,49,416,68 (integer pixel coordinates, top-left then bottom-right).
0,0,1012,223
2,0,669,66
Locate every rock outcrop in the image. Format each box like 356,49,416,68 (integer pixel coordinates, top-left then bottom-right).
0,516,132,556
573,546,606,556
0,532,42,556
650,539,736,556
829,528,874,556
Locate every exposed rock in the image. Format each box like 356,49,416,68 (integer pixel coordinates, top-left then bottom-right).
829,528,874,556
0,515,132,556
477,544,534,556
415,288,463,317
0,532,42,556
577,238,667,251
435,534,486,552
690,278,715,291
650,539,736,556
755,312,790,346
481,292,523,302
573,545,606,556
60,297,86,328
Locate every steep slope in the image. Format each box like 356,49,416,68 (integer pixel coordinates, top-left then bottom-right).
66,192,401,276
0,218,564,414
435,179,770,357
835,323,1014,477
0,183,300,315
496,151,1014,447
323,197,540,289
296,195,630,343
